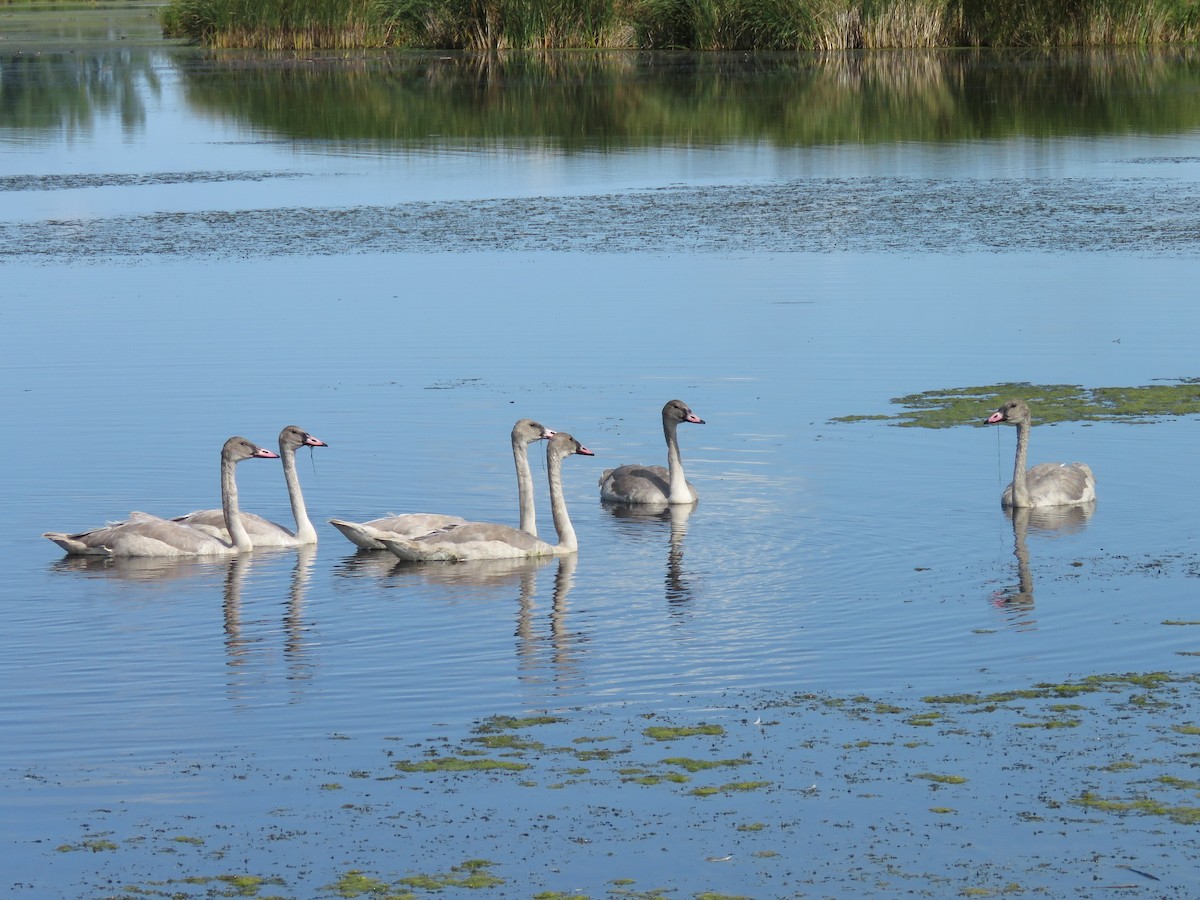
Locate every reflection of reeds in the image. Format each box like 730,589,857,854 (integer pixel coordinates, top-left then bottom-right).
162,0,1200,49
173,47,1200,148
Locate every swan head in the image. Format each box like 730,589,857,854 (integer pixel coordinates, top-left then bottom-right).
548,432,594,461
664,399,705,426
223,436,280,462
986,399,1031,427
513,418,556,445
280,425,328,449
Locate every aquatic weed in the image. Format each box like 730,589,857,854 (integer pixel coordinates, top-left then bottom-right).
831,380,1200,428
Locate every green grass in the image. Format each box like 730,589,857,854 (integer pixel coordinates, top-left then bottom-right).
160,0,1200,48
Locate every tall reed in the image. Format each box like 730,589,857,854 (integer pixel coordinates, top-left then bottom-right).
160,0,1200,49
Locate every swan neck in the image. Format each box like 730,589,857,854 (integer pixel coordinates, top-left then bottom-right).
513,437,537,536
547,450,577,552
280,442,315,542
221,452,252,551
663,416,689,503
1011,422,1031,508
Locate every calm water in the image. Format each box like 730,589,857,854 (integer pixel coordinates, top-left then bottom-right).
4,5,1200,897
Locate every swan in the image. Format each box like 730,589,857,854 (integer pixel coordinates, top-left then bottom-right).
43,437,280,557
328,418,554,550
380,432,594,562
600,399,705,504
985,399,1096,508
172,425,328,547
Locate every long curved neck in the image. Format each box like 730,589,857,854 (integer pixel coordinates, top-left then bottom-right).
1011,422,1031,508
662,416,690,503
547,450,577,552
221,453,253,551
513,437,537,536
280,441,315,542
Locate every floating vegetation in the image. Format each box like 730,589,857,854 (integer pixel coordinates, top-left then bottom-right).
393,756,530,773
831,380,1200,428
643,724,725,741
690,780,771,797
1074,791,1200,824
330,861,501,897
661,756,750,773
914,772,968,785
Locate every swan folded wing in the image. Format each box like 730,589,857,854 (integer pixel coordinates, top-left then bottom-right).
380,522,553,562
173,508,296,544
1003,460,1099,511
600,464,673,504
1012,462,1097,507
328,514,469,550
44,516,233,557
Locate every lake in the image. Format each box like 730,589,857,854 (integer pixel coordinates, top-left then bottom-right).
3,4,1200,897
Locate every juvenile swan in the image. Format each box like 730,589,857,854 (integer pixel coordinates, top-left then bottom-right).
985,399,1096,509
600,399,704,504
43,437,280,557
329,419,554,550
174,425,328,547
380,432,594,562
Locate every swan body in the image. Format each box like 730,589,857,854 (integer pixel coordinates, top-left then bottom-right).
600,399,704,504
381,432,593,562
985,399,1096,509
329,418,553,550
173,426,327,547
43,437,280,557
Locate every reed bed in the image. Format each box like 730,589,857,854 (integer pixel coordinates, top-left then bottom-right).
159,0,1200,49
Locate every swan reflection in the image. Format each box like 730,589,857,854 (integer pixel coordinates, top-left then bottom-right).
222,546,318,697
515,555,580,685
993,503,1095,623
604,501,696,606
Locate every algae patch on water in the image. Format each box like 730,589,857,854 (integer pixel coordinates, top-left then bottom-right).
831,380,1200,428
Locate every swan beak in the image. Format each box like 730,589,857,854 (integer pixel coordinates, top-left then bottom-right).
985,411,1005,424
541,428,556,440
255,448,282,459
305,435,329,447
686,414,705,425
576,445,596,457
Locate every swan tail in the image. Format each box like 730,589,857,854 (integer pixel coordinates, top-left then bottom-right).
43,532,113,557
328,519,385,551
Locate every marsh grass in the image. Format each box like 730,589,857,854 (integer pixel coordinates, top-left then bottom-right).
160,0,1200,48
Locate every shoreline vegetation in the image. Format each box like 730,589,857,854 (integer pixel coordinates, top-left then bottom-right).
158,0,1200,51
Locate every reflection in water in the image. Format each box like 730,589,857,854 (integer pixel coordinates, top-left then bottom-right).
222,547,318,700
173,48,1200,148
993,504,1095,628
0,49,162,137
51,549,319,701
515,555,580,688
50,553,232,582
604,502,696,607
333,550,583,688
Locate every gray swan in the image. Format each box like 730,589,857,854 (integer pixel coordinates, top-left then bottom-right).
985,399,1096,508
173,425,328,548
600,399,705,504
329,418,554,550
43,437,279,557
380,432,593,562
